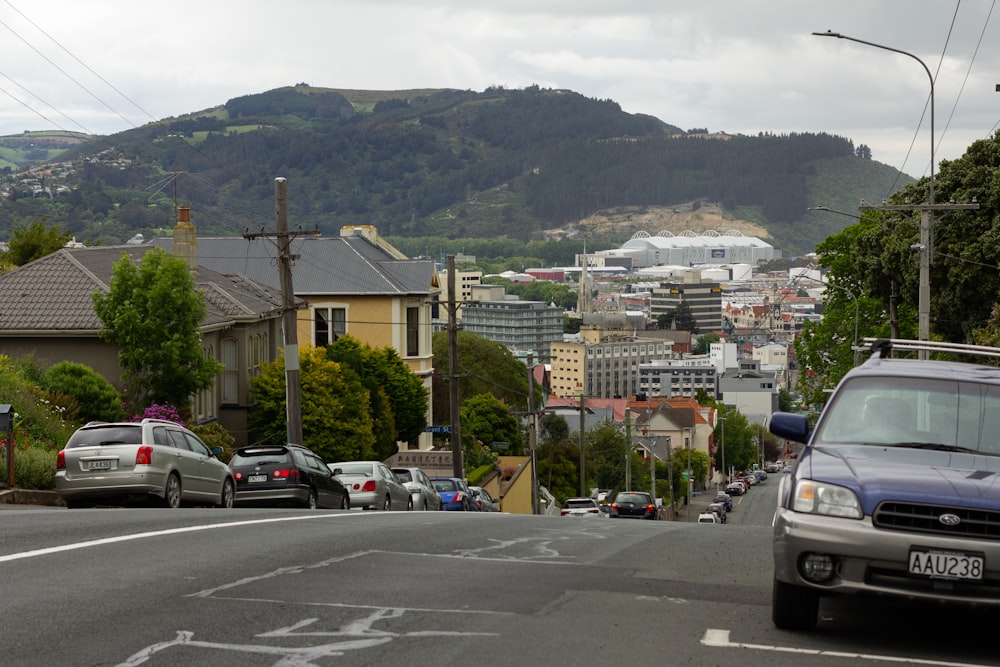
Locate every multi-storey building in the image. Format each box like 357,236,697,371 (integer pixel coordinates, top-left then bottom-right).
650,272,723,333
638,356,719,399
460,285,564,364
549,335,673,399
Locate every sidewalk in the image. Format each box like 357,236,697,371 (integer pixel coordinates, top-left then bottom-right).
0,488,64,508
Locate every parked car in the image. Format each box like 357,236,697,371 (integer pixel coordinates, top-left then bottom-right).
328,461,412,510
697,512,719,524
391,467,442,511
431,477,476,511
55,418,235,509
469,485,500,512
609,491,658,520
560,497,604,517
229,444,349,509
725,482,745,496
706,502,728,523
769,338,1000,631
713,492,733,511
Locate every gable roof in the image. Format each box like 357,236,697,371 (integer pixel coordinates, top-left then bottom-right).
149,235,436,297
0,246,286,333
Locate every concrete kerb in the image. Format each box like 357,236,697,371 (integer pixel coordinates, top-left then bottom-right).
0,488,65,507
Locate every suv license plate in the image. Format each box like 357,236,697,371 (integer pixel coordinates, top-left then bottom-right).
248,474,267,483
86,460,112,470
909,549,984,580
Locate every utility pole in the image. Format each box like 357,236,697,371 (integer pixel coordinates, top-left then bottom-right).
860,202,978,356
447,255,464,479
527,353,539,514
579,392,586,497
244,177,315,446
624,408,632,491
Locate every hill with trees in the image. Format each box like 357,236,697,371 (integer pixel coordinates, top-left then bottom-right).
0,84,911,257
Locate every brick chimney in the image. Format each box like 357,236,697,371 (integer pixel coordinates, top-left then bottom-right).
172,206,198,273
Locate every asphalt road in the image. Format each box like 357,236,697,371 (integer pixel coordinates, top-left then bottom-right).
0,481,996,666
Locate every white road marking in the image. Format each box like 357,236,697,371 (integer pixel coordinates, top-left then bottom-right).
0,513,363,563
701,628,991,667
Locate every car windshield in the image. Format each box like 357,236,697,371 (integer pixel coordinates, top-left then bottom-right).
815,375,1000,454
65,425,142,448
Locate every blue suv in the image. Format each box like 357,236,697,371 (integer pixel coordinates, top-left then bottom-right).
769,338,1000,630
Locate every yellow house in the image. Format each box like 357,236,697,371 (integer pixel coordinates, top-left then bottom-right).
153,224,439,450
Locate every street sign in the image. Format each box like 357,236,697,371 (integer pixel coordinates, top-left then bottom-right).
424,425,451,433
490,441,510,451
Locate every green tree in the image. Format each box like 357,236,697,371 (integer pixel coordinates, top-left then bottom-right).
326,335,428,454
249,346,376,462
1,221,72,266
460,392,523,456
431,330,537,424
92,248,222,414
43,361,123,423
693,332,721,355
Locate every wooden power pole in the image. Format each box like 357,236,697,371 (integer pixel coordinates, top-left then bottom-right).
447,255,464,478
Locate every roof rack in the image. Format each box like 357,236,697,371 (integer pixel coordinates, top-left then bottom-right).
862,337,1000,360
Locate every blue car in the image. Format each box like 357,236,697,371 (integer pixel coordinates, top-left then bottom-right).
430,477,477,511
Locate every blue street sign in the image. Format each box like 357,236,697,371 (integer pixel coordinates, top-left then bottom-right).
424,425,452,433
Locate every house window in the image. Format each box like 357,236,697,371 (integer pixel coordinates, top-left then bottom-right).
222,338,238,404
195,344,218,422
315,307,346,347
247,333,267,378
406,306,419,357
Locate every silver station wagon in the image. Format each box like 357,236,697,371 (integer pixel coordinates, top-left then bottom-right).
55,418,235,509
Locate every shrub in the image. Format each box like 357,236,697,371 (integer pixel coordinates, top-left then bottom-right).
131,403,185,425
190,422,236,464
43,361,123,423
12,444,57,490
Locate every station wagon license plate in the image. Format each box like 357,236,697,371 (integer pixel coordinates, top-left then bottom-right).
248,474,268,483
909,548,984,580
86,460,112,470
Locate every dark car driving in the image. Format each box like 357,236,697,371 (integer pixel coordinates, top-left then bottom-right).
609,491,658,520
229,444,350,509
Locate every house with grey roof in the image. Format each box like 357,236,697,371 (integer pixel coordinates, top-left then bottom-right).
151,221,440,451
0,243,287,448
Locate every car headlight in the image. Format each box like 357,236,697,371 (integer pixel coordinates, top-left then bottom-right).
792,480,863,519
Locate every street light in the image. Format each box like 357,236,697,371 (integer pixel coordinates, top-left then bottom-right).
812,30,934,343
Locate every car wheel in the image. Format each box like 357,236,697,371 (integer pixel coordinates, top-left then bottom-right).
772,579,819,630
382,495,391,511
406,496,414,511
219,479,235,509
305,489,318,509
163,473,182,509
341,493,350,510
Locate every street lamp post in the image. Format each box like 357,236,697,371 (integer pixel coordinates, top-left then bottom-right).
813,30,934,343
719,415,726,485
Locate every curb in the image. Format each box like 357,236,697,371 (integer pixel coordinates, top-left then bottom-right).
0,488,65,507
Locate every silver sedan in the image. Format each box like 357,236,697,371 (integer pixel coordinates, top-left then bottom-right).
328,460,412,510
391,466,443,511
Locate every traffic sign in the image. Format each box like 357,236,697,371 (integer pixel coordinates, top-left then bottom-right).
424,425,451,433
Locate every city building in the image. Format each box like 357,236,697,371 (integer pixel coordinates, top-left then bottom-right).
650,272,723,332
592,229,779,269
460,285,564,364
717,359,779,424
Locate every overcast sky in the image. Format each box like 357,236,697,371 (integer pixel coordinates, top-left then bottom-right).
1,0,997,179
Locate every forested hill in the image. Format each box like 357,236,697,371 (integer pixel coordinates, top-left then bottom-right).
0,84,911,256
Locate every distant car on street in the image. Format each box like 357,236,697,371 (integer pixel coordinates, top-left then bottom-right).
609,491,658,520
470,485,500,512
391,466,442,511
230,443,349,509
328,460,412,511
431,477,476,511
560,497,604,517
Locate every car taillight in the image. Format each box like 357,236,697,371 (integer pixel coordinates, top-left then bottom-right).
135,446,153,466
233,471,243,481
361,480,377,492
273,469,300,479
588,508,599,514
610,503,618,510
56,451,66,469
560,509,570,515
454,492,465,502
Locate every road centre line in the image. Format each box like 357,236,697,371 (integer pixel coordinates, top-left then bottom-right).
0,513,363,563
701,629,990,667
